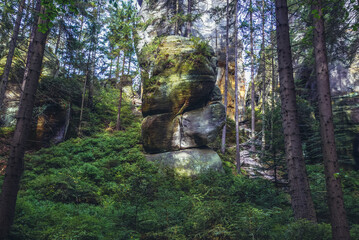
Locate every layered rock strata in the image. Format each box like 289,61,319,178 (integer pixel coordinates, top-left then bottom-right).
139,36,225,175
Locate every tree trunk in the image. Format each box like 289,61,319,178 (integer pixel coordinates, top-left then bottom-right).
53,17,62,78
20,0,31,38
78,51,92,136
88,5,101,110
312,1,350,238
127,54,133,96
221,0,229,154
186,0,191,37
250,0,256,152
261,0,266,155
109,57,113,83
0,0,50,237
275,0,317,221
0,0,26,113
234,0,240,173
88,49,95,110
271,6,277,184
116,53,126,131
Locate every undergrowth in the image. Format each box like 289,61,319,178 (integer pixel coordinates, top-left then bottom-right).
2,121,350,240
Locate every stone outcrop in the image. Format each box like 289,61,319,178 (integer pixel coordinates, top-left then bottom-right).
139,36,225,175
136,0,246,122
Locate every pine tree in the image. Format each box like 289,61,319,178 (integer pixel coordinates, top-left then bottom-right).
312,0,350,238
0,0,50,236
0,0,26,115
250,0,256,152
234,0,240,173
221,0,230,154
275,0,316,221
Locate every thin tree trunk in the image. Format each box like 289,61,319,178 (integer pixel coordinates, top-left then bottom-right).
127,54,133,96
271,9,277,185
53,17,62,78
20,0,31,38
116,53,126,131
63,103,71,141
312,1,350,238
186,0,191,37
221,0,229,154
88,52,95,109
234,0,240,173
261,0,266,155
88,5,101,110
250,0,256,152
109,58,113,82
0,1,50,237
175,0,179,34
75,16,85,76
275,0,317,221
78,52,91,136
0,0,26,113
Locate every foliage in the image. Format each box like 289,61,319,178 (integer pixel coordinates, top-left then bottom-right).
307,164,359,225
1,120,353,239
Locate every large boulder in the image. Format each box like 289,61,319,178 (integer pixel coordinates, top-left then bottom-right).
180,102,225,148
142,113,181,153
142,102,225,153
146,148,224,176
140,36,217,117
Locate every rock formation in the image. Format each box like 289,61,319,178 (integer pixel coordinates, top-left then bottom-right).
138,35,225,175
136,0,246,121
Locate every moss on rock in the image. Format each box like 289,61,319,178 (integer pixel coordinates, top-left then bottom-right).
140,36,217,117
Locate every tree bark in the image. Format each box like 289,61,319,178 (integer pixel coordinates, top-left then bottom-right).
0,0,26,113
53,17,63,78
261,0,266,155
275,0,317,221
186,0,192,37
78,51,92,136
0,0,49,237
234,0,240,173
312,1,350,238
88,5,101,110
221,0,229,154
116,53,126,131
250,0,256,152
271,6,277,184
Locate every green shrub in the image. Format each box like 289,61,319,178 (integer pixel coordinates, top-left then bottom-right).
271,220,331,240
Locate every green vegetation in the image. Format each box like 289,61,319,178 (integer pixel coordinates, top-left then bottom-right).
0,115,356,239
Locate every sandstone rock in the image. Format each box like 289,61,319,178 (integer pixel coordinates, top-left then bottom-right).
210,85,222,102
142,113,181,153
140,36,217,117
181,102,225,148
142,102,225,153
146,148,224,176
136,0,247,121
217,62,246,121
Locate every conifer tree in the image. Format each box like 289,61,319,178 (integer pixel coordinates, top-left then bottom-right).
0,0,26,115
275,0,316,221
312,0,350,238
0,0,50,236
221,0,230,154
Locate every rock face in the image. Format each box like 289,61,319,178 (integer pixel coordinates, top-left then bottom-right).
136,0,246,121
139,36,225,175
